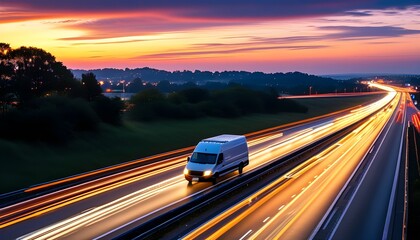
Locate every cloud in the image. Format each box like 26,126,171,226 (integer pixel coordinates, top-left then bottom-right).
171,25,420,60
2,1,420,20
69,39,149,46
136,45,327,60
53,15,248,41
320,26,420,40
2,1,420,43
344,11,373,17
87,55,103,59
191,36,321,49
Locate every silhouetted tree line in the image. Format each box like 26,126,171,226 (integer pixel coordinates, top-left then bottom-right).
74,67,369,95
129,86,308,121
0,43,123,143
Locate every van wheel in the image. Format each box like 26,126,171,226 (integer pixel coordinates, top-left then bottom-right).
238,163,244,174
212,174,219,184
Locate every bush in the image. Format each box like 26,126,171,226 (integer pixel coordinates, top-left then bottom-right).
211,87,264,115
277,99,308,113
0,96,99,143
92,96,124,125
128,86,308,122
179,88,210,104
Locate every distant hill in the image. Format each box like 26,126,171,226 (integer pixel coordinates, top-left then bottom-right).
322,73,420,81
71,67,341,89
71,67,379,94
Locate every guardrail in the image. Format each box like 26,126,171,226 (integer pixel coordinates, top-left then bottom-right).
0,104,363,208
0,147,193,207
114,116,367,239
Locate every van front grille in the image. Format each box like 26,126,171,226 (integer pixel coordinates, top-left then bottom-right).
189,170,203,176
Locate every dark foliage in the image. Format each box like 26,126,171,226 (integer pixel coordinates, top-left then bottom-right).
73,68,377,97
129,86,308,121
0,97,99,143
81,72,103,101
171,88,211,104
0,43,125,143
92,96,124,125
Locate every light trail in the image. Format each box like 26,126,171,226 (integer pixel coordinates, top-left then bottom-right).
24,146,195,193
0,117,347,229
6,86,397,239
184,109,388,239
0,160,187,228
0,96,376,228
183,90,399,240
18,176,185,240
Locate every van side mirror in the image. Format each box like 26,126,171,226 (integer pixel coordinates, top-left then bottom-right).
217,153,223,164
187,157,190,162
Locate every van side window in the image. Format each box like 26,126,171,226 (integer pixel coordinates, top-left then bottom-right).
217,153,224,164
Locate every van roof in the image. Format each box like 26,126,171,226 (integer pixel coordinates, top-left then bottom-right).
202,134,245,143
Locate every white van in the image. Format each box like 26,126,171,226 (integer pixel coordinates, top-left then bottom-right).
184,134,249,184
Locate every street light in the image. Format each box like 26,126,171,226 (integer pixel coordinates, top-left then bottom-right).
309,86,312,95
120,80,126,93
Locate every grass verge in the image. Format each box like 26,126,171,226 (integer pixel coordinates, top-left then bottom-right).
0,95,383,193
408,125,420,239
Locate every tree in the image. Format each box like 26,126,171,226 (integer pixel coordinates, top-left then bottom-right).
126,77,144,93
10,47,57,104
157,80,171,93
92,96,124,125
0,43,14,115
0,44,77,106
178,87,210,104
81,72,102,101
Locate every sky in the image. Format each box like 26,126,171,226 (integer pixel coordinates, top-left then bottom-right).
1,0,420,75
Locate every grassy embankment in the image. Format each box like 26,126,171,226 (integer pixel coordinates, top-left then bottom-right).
408,126,420,239
0,95,383,193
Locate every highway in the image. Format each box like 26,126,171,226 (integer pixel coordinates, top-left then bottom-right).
183,91,400,239
182,86,417,240
0,83,399,239
279,91,385,99
313,92,419,239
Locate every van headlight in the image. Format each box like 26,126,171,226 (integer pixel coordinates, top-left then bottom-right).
203,170,212,176
183,168,189,175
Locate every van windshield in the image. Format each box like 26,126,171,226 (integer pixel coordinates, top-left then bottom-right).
190,152,217,164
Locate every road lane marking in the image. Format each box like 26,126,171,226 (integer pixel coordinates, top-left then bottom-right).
263,217,270,223
369,146,375,153
309,92,398,239
324,94,400,240
382,99,407,239
239,229,253,240
322,208,338,230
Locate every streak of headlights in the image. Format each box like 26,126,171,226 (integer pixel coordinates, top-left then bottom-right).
183,92,398,239
16,91,397,238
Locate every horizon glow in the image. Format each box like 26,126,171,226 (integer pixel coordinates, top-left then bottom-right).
1,2,419,75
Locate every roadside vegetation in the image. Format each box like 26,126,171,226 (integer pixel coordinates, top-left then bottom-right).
0,43,124,143
0,94,381,193
129,87,307,121
408,126,420,239
0,43,384,193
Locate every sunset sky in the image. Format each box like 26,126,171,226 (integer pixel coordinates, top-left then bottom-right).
1,1,419,74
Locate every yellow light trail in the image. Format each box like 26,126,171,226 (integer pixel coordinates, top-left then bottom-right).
184,110,389,239
0,160,187,229
257,104,394,239
184,89,399,239
18,176,185,240
5,85,396,238
0,108,358,229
